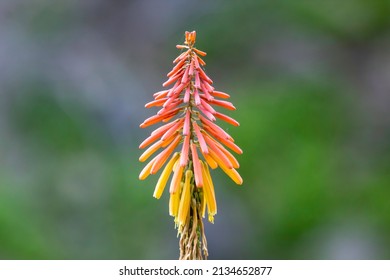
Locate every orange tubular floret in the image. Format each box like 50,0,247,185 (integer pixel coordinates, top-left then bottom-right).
208,148,243,185
145,98,167,108
173,49,190,64
194,48,207,57
209,99,236,110
198,67,213,84
206,130,243,155
161,131,178,148
191,142,203,187
153,90,169,99
162,71,182,87
192,121,208,155
211,90,230,99
182,110,191,136
204,136,233,169
150,119,178,136
204,133,239,169
180,134,190,166
196,55,206,66
161,118,184,141
140,108,180,128
151,135,181,174
168,58,187,77
199,114,234,141
176,44,188,49
169,161,184,194
214,112,240,126
139,140,163,162
139,130,165,149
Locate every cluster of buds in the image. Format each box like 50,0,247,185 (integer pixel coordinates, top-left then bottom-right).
139,31,242,259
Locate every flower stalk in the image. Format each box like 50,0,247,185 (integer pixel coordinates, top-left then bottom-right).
139,31,242,260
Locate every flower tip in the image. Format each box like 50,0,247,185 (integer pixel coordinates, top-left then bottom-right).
184,30,196,46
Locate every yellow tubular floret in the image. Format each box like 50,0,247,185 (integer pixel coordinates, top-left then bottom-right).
139,140,163,162
139,157,157,180
204,153,218,169
200,191,206,218
153,152,180,199
209,149,243,185
169,182,182,218
200,161,217,223
177,170,193,230
169,160,184,194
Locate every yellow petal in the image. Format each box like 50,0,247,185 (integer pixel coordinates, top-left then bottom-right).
200,190,206,218
139,157,157,180
209,149,243,185
169,157,184,194
204,153,218,169
169,182,182,217
177,170,192,229
139,140,163,162
200,161,217,223
153,152,180,199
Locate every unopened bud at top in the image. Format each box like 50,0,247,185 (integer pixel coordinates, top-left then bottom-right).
185,31,196,46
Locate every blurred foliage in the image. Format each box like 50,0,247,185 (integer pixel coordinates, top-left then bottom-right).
1,0,390,259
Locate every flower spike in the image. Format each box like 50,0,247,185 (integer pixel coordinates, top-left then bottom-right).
139,31,242,260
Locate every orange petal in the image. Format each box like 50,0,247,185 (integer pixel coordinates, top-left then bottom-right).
198,67,213,84
192,121,208,154
151,135,181,174
208,150,243,185
209,99,236,110
204,133,239,169
162,71,182,87
153,90,169,99
211,90,230,99
176,44,188,49
173,49,190,64
179,134,190,166
214,112,239,126
139,128,167,149
190,142,203,187
182,110,191,136
169,161,184,193
196,55,206,66
194,48,207,56
199,114,234,141
181,65,190,84
208,130,243,155
205,137,233,169
161,131,178,148
150,119,178,136
161,118,184,141
139,140,163,162
145,98,167,108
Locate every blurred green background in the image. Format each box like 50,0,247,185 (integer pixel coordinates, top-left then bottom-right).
1,0,390,259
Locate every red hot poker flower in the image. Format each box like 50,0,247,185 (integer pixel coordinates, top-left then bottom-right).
139,31,242,260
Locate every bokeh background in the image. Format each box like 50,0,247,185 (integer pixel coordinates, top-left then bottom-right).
1,0,390,259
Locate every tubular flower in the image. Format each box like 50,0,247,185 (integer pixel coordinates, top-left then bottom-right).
139,31,242,260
